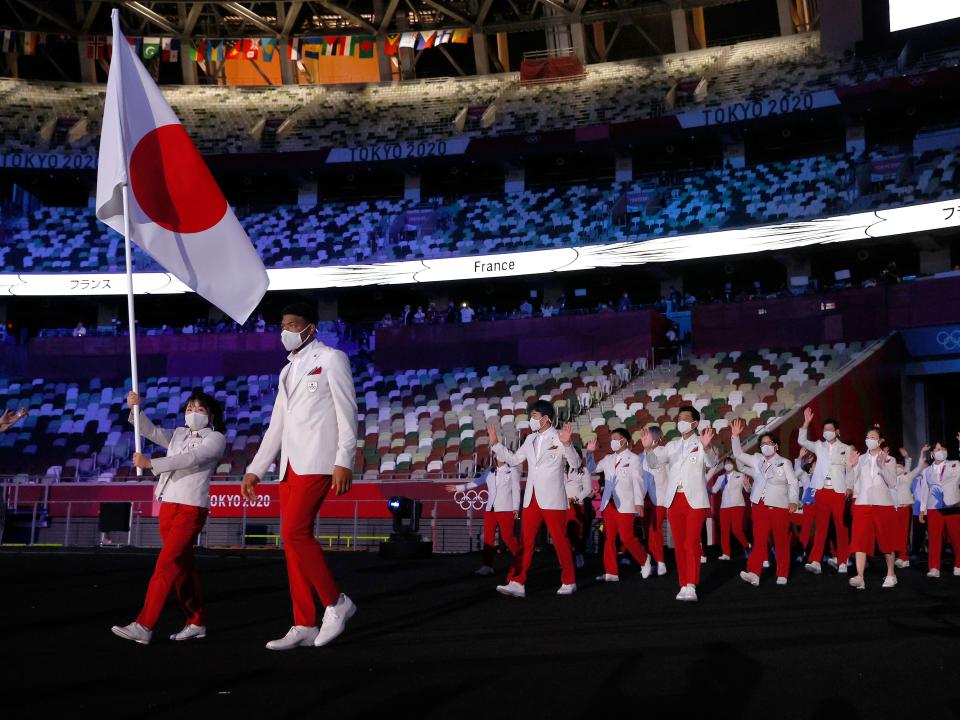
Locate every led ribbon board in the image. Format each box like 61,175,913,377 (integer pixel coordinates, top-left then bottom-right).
2,197,958,296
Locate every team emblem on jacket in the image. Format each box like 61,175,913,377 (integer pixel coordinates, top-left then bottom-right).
308,381,318,393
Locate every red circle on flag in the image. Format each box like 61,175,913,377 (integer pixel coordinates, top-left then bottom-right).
129,124,227,234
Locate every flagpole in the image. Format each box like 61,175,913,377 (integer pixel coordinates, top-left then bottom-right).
121,182,143,476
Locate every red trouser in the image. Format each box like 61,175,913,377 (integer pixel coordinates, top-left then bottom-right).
791,508,813,548
808,488,850,564
718,506,750,557
850,504,897,554
926,509,960,571
602,506,648,575
747,501,790,578
137,502,208,630
566,502,588,556
482,510,522,566
280,467,342,626
643,502,666,563
667,493,707,588
895,505,912,561
508,493,576,586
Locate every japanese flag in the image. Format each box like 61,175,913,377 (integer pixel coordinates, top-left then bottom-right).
95,9,268,324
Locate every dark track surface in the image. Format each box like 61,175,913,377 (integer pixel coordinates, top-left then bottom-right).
4,547,960,719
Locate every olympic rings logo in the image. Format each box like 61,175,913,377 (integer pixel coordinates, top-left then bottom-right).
936,330,960,351
454,489,489,510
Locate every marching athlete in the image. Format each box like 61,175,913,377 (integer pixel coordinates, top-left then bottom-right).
708,456,752,561
641,425,669,576
242,302,359,650
111,389,226,644
919,435,960,578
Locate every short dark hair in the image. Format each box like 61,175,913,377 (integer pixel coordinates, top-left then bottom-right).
612,427,630,442
822,417,840,429
678,405,700,422
529,399,556,422
647,425,663,441
757,432,777,446
182,388,226,433
281,301,318,326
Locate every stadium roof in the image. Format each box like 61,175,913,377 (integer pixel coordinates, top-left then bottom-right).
0,0,752,39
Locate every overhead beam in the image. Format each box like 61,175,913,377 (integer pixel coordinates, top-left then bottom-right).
438,44,466,75
80,0,101,32
14,0,77,31
476,0,495,26
317,1,378,33
421,0,474,27
378,0,401,32
221,2,281,36
279,1,303,35
121,1,181,35
183,2,205,34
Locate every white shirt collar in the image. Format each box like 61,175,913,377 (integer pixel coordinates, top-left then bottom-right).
287,337,320,363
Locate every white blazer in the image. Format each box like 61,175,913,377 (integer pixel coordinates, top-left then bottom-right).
896,459,923,506
492,426,582,511
732,437,799,509
851,451,898,507
459,465,522,513
922,460,960,511
710,468,751,509
642,456,669,508
247,339,358,480
645,434,718,510
131,409,225,509
590,449,646,514
565,466,594,503
797,428,853,493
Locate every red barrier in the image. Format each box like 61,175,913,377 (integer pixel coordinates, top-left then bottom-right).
519,56,586,85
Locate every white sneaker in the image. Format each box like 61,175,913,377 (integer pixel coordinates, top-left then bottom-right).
314,594,357,647
657,562,668,576
838,563,848,574
675,586,690,601
681,584,698,602
556,583,577,596
894,558,907,569
700,555,707,564
776,577,788,586
111,622,152,645
265,625,319,651
827,557,839,570
882,575,898,588
900,559,911,567
496,581,526,598
718,554,731,561
575,554,585,569
595,573,620,582
804,561,822,575
474,565,495,576
954,567,960,577
849,576,865,590
927,568,941,578
740,571,760,586
762,560,770,569
170,624,206,641
641,557,652,579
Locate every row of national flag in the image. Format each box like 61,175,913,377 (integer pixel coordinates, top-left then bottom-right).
1,28,473,62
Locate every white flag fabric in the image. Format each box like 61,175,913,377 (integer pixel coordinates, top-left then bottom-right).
96,9,268,324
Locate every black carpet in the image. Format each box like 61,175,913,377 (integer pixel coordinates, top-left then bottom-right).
4,547,960,719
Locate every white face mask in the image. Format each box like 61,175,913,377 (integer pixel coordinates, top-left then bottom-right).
724,463,735,473
760,444,776,457
934,450,948,462
677,420,693,435
281,327,311,352
865,438,880,451
610,438,623,452
529,417,544,432
823,430,836,442
185,412,209,431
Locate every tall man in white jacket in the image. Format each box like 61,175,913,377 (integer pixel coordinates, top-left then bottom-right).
488,400,582,598
798,407,853,575
640,406,718,602
242,303,358,650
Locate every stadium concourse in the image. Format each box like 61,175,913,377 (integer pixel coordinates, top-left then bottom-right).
3,0,960,717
